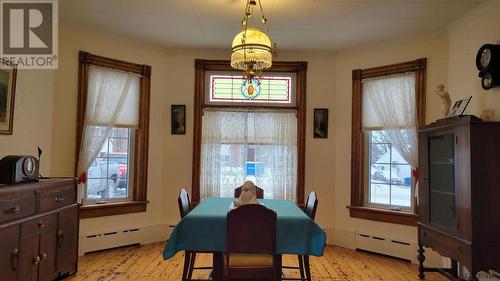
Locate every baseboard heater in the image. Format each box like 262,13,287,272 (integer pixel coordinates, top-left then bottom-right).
79,227,142,255
355,232,414,262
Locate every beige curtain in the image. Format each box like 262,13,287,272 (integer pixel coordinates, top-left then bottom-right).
76,65,140,202
201,110,297,200
362,72,418,201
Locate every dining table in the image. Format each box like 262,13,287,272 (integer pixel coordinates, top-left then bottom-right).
163,197,326,281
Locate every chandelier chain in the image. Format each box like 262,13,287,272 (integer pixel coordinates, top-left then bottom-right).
257,0,273,48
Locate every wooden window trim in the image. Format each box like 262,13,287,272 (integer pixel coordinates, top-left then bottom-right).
347,206,417,226
349,58,426,226
80,201,148,219
192,59,308,204
76,51,151,219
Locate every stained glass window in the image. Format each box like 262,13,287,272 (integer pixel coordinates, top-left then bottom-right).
208,74,294,104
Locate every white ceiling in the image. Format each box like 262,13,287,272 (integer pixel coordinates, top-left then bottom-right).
60,0,485,51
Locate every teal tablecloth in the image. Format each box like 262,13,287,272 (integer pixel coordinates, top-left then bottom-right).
163,197,326,259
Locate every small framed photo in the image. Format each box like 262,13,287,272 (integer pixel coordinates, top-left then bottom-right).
0,65,17,135
448,96,472,118
313,108,328,139
171,105,186,135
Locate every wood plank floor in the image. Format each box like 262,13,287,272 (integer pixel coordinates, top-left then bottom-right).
65,242,447,281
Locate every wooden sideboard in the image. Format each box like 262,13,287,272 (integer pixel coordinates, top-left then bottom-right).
417,116,500,280
0,178,79,281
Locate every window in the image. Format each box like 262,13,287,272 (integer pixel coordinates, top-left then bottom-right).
367,130,412,209
192,60,307,204
207,73,294,104
86,128,132,202
349,59,426,226
76,51,151,218
201,110,297,200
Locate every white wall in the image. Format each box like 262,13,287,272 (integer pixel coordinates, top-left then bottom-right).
0,70,55,175
52,22,448,254
51,24,338,241
448,0,500,118
330,35,449,250
3,0,498,263
51,24,217,238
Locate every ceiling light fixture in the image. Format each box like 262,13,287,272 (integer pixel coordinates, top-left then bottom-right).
231,0,277,83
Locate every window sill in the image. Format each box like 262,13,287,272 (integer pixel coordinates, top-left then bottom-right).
80,201,148,219
347,205,417,226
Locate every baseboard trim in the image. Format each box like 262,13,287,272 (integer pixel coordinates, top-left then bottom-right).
79,223,174,256
325,227,445,267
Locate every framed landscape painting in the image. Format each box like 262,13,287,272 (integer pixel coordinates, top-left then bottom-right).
0,66,17,135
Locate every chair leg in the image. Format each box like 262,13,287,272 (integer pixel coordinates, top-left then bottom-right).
304,256,311,281
182,251,191,281
187,252,196,280
298,255,305,280
275,254,282,281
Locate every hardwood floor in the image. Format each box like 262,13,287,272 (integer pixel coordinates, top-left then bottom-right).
65,242,447,281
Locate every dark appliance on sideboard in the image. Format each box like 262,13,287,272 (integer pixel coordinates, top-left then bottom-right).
0,155,40,184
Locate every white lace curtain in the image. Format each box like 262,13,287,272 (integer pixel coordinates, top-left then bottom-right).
362,72,418,192
76,65,140,202
201,110,297,201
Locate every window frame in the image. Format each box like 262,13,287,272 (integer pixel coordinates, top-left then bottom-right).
84,127,135,204
192,59,307,205
348,58,426,226
76,51,151,218
205,71,296,106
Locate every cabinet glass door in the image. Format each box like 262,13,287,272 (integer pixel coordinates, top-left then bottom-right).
428,133,457,229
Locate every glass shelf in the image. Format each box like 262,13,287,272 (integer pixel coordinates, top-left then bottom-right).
428,133,458,230
430,161,454,165
430,189,455,197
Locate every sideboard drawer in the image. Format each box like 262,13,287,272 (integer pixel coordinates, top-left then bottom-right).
36,184,76,213
21,213,57,238
0,195,35,224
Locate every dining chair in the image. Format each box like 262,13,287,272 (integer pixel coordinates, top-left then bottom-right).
177,188,212,281
234,184,264,199
282,191,318,281
224,204,279,281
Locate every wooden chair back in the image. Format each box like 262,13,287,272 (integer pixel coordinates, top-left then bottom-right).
178,188,191,219
226,204,276,254
304,191,318,220
234,185,264,199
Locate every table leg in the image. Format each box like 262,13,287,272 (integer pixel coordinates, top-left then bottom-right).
182,251,191,281
277,254,282,281
451,260,458,278
212,252,223,281
304,256,311,281
298,255,305,280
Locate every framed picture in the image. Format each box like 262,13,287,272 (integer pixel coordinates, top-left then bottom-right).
448,96,472,118
171,105,186,135
0,66,17,135
313,108,328,138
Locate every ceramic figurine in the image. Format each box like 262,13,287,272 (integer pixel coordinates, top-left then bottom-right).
480,109,495,121
436,84,451,117
238,180,257,205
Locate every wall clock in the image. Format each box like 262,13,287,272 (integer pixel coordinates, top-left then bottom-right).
476,44,500,90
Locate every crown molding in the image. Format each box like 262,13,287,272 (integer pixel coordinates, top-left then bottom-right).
447,0,499,34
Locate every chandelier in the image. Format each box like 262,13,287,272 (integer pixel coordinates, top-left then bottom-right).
231,0,277,81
